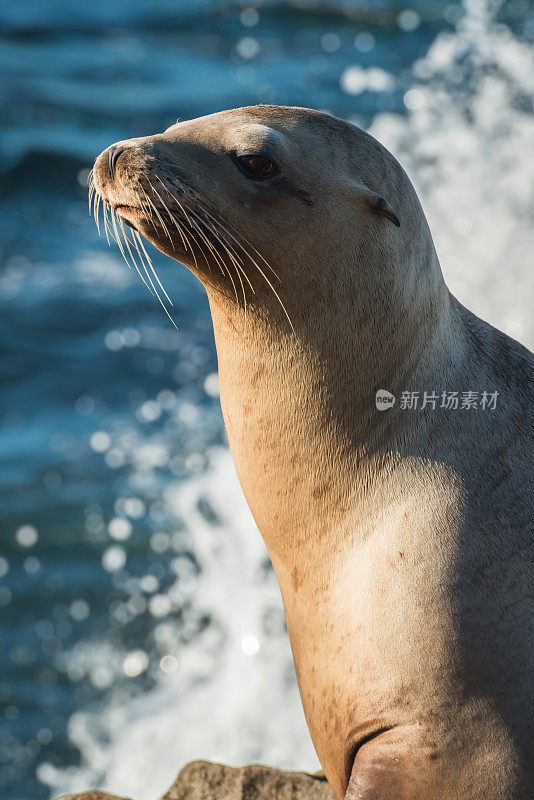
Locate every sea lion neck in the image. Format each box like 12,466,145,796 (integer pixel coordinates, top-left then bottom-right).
205,276,454,566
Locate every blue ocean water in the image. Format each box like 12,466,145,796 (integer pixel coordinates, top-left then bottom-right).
1,2,533,799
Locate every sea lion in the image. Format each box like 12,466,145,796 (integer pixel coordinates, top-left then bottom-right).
91,106,534,800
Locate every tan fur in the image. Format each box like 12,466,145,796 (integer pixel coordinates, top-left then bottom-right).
93,106,534,800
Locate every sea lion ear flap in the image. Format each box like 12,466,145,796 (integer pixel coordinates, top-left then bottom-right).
366,191,401,228
348,180,401,228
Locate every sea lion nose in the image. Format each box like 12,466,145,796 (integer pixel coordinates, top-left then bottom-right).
108,144,128,179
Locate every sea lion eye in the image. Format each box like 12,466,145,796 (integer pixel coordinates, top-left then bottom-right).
236,154,275,180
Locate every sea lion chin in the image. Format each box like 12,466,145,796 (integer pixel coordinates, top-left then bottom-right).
92,105,534,800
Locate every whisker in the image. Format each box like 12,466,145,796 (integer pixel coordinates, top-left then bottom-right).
192,203,255,294
153,176,225,276
190,213,243,310
130,238,177,328
150,179,195,255
143,181,174,246
152,178,204,270
117,216,157,295
103,203,113,246
132,227,173,307
156,177,228,276
197,204,293,331
110,207,133,270
150,179,213,279
183,201,249,319
122,224,177,328
173,178,281,283
164,175,292,330
89,184,177,327
166,177,263,302
94,194,101,237
142,181,205,287
156,175,244,310
219,219,280,282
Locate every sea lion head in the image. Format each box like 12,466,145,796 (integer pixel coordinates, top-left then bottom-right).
91,105,442,330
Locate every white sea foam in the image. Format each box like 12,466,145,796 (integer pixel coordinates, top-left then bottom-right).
40,2,533,798
39,450,318,799
370,0,534,348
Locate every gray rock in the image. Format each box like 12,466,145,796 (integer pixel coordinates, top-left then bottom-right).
56,761,335,800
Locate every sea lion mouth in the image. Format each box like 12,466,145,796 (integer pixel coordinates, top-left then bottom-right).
114,202,191,233
113,200,225,253
114,204,146,229
115,204,144,218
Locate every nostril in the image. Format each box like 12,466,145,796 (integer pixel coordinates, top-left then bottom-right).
108,144,127,180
